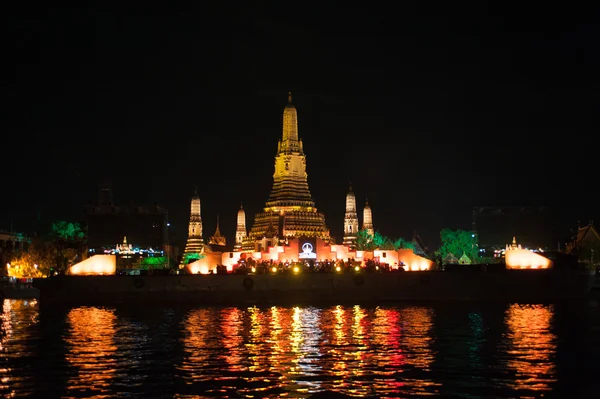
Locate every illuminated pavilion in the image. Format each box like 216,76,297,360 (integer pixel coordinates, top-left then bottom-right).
243,93,330,251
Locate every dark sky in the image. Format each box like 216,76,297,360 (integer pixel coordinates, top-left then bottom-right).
5,2,599,249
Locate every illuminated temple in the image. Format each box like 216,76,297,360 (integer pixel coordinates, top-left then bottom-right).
65,93,562,277
243,93,330,251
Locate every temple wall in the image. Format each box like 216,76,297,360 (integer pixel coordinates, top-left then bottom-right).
328,244,355,260
218,239,434,271
186,252,222,274
373,250,399,267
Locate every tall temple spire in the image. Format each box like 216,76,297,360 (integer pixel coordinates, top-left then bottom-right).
188,191,202,238
245,93,330,250
180,189,205,268
234,202,247,251
362,198,374,238
343,184,359,249
280,92,300,149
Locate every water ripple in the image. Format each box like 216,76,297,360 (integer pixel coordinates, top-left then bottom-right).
2,299,600,397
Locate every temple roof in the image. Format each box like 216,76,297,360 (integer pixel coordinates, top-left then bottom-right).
458,253,472,264
575,221,600,245
443,252,458,263
411,230,428,255
209,216,226,246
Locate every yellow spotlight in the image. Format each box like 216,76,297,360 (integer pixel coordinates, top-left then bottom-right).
375,266,379,271
271,267,277,273
336,266,341,272
354,266,360,272
251,267,256,273
293,266,299,273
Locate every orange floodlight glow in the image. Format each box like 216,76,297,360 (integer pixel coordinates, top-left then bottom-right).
505,248,552,269
68,255,116,275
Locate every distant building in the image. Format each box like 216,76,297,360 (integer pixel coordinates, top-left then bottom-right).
104,235,168,272
566,220,600,271
472,206,565,255
84,182,169,253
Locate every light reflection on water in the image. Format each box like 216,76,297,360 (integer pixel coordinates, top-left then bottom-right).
1,298,600,398
0,299,39,398
64,307,118,398
502,304,557,393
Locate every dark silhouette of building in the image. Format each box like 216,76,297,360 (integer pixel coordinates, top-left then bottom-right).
566,220,600,271
472,206,567,252
84,182,169,252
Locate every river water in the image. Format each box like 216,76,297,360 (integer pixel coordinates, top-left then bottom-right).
1,296,599,398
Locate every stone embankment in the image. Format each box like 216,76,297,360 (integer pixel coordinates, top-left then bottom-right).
32,268,595,306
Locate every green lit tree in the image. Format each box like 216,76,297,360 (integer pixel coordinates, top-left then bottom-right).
140,256,169,270
50,221,85,241
435,228,478,263
356,229,417,252
372,231,394,249
48,220,85,275
356,229,376,250
392,237,416,252
183,252,205,265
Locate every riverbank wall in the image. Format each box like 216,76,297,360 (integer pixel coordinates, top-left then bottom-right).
32,268,595,306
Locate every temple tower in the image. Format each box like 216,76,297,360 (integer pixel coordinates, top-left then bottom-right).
234,203,246,251
180,188,205,267
343,184,359,249
209,215,226,246
362,198,374,237
245,93,330,250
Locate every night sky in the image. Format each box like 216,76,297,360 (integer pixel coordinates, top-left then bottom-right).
5,3,599,250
